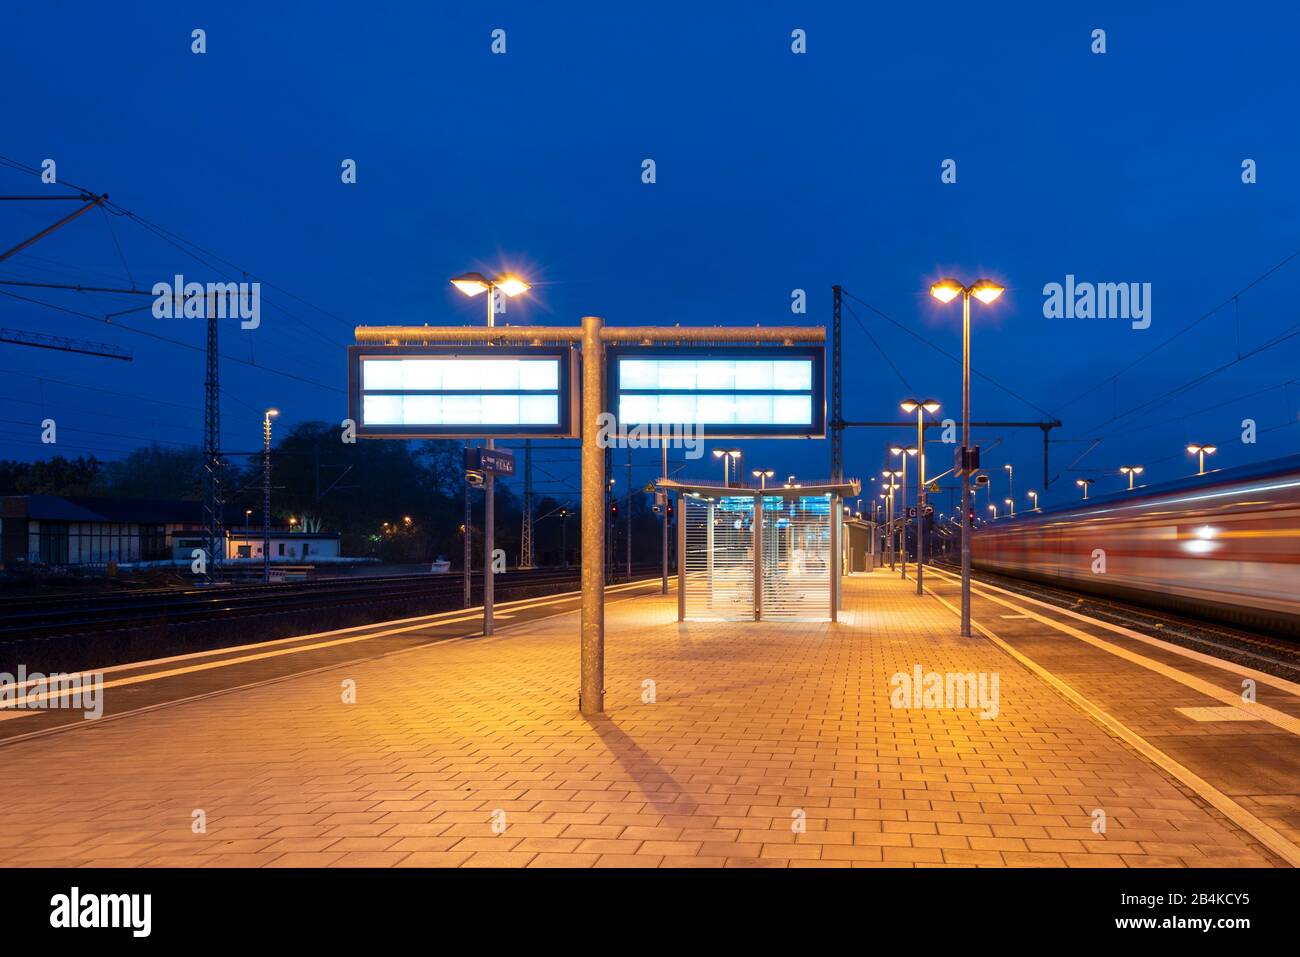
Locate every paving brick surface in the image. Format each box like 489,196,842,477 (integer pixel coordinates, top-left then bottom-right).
0,570,1275,867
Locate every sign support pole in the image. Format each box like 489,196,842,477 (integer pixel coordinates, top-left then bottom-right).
579,315,605,715
351,321,825,716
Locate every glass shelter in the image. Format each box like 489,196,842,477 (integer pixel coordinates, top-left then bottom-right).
662,479,861,623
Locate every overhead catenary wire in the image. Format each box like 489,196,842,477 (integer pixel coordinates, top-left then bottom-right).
840,288,1059,421
1052,243,1300,418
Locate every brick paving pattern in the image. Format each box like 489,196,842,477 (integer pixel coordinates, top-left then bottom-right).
0,570,1276,867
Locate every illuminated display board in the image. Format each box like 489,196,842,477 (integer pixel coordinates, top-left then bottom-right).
607,346,825,438
347,345,577,438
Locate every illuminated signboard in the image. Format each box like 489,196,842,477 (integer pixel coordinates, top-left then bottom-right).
607,346,825,438
347,345,577,438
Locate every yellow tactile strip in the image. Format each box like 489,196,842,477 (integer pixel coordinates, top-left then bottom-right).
0,570,1277,868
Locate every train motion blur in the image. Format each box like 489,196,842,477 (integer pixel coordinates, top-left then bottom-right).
971,453,1300,637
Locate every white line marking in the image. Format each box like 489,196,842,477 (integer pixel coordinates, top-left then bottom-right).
923,577,1300,868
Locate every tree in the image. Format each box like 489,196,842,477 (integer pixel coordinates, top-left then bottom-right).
95,445,204,500
0,455,101,496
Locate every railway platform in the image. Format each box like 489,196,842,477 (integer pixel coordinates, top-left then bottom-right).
0,568,1296,868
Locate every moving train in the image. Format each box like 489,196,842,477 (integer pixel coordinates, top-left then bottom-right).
970,453,1300,637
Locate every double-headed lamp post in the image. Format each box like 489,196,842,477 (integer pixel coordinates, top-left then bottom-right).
890,445,918,580
752,468,775,490
930,277,1005,638
262,408,278,582
881,469,900,570
713,448,742,486
1187,443,1216,476
1119,465,1144,490
1077,478,1094,500
451,270,531,637
901,399,940,595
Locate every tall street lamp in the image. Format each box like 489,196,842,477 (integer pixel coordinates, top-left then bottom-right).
930,277,1004,637
1003,464,1014,515
1119,465,1144,490
1028,490,1039,511
988,503,998,520
452,270,531,637
262,408,278,582
752,468,775,490
1186,443,1216,476
713,448,742,486
901,398,940,595
882,468,901,571
1077,478,1094,499
890,445,918,580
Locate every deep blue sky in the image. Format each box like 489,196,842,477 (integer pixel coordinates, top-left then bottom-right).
3,1,1299,510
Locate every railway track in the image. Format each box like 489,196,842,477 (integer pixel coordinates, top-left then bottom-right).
0,565,657,643
932,560,1300,680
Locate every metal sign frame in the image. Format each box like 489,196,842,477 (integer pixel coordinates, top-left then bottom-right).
347,344,579,439
605,345,826,439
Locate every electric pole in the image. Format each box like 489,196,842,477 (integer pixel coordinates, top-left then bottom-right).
520,439,534,568
202,293,224,583
831,284,843,483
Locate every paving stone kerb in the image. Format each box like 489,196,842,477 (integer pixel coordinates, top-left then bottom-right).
0,570,1272,868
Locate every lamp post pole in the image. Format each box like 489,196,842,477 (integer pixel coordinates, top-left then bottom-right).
961,287,972,639
899,452,908,580
661,441,668,595
483,290,496,636
916,411,926,596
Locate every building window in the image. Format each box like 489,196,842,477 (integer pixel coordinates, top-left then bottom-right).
141,525,167,561
38,522,69,564
278,543,285,556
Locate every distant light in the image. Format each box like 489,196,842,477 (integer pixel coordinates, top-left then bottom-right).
930,279,962,304
971,280,1005,304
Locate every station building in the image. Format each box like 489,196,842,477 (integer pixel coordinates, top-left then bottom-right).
0,495,340,569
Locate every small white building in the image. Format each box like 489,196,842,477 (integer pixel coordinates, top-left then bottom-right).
222,528,341,562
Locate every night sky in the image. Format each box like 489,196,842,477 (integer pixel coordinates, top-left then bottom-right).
3,1,1298,511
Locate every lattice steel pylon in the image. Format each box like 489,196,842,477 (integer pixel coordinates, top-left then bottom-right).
519,439,535,568
202,294,224,582
831,284,844,483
